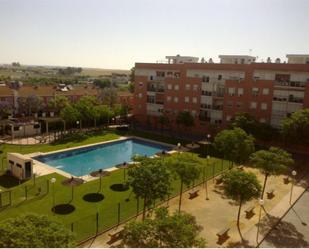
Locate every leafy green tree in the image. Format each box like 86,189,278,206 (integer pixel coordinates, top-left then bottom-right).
128,158,171,220
93,78,111,89
99,87,118,107
129,67,135,83
75,96,98,126
0,101,13,119
128,82,134,93
213,128,255,167
48,95,70,114
60,104,81,130
0,214,75,247
176,111,194,128
95,105,113,125
222,170,261,242
250,147,294,198
281,108,309,145
158,114,169,133
230,112,277,141
166,153,201,212
121,207,205,248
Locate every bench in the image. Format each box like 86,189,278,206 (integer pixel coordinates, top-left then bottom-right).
188,189,199,199
215,177,223,185
108,229,123,245
216,227,230,244
283,177,290,184
266,189,275,199
245,206,255,219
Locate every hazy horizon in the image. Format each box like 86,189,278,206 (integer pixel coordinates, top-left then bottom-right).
1,0,309,70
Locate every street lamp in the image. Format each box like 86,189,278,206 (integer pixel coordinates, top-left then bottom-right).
289,170,297,205
256,198,264,244
76,120,80,130
205,155,210,200
177,142,181,153
50,177,56,213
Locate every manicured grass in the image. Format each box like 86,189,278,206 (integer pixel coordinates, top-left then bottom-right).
0,130,230,242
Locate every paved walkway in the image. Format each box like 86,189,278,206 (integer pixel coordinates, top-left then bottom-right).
80,168,309,248
259,188,309,248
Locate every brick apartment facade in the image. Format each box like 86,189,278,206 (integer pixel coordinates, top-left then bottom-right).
0,84,133,117
133,54,309,135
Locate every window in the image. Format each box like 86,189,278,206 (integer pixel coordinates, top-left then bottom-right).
167,84,172,90
252,87,259,96
166,96,171,102
261,103,268,110
250,102,257,109
218,75,222,80
260,118,266,123
262,88,269,95
202,76,210,82
200,104,211,109
138,93,143,98
192,97,197,103
147,95,155,103
227,101,233,108
202,91,212,96
185,84,190,90
193,84,198,91
174,97,178,103
184,96,189,103
238,88,244,96
139,82,143,87
226,115,232,121
228,87,235,96
191,110,196,117
236,101,243,109
174,84,179,90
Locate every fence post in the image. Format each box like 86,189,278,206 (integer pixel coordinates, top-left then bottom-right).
117,202,121,225
71,222,74,232
25,186,28,200
96,212,99,234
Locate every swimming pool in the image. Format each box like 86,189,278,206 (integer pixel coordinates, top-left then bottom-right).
33,138,172,176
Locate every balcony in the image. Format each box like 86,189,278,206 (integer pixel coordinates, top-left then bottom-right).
147,86,165,92
274,81,306,89
199,115,211,122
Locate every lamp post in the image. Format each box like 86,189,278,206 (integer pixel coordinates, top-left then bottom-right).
256,198,264,244
206,134,211,156
76,120,80,130
205,155,210,200
177,142,181,154
289,170,297,205
50,177,56,213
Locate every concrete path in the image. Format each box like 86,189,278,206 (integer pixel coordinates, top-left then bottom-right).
80,168,309,248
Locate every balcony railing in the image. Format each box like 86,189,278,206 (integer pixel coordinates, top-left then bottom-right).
274,81,306,88
147,87,165,92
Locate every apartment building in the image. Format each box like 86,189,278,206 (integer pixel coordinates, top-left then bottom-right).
133,54,309,135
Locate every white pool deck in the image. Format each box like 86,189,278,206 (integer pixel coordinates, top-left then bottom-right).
26,136,176,181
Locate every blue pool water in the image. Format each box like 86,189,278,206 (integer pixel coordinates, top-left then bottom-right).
34,138,171,176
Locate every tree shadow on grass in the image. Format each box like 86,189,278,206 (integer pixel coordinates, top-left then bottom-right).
83,193,104,202
259,214,309,248
110,183,129,192
0,174,25,188
53,204,75,215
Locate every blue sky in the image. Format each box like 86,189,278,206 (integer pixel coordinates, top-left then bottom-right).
0,0,308,69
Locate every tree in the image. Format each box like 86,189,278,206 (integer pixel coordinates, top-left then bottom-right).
99,87,118,107
166,153,201,212
0,214,75,247
74,96,98,126
222,170,261,242
128,158,171,220
60,104,80,129
230,112,277,141
93,78,111,89
129,67,135,83
95,105,113,126
213,128,255,167
0,101,13,119
48,95,70,114
128,82,134,93
121,207,205,248
158,114,169,133
281,108,309,145
250,147,294,198
176,111,194,131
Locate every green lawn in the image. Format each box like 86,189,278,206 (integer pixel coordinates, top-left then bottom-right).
0,130,230,243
